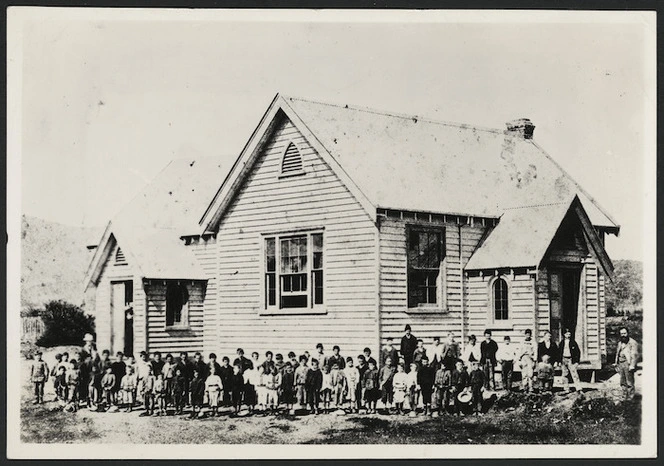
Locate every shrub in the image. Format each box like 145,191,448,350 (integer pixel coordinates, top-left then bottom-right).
36,300,95,347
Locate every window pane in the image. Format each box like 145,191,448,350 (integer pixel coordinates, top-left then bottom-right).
313,270,323,305
427,232,441,268
494,278,509,320
282,295,308,308
408,230,420,264
313,233,323,269
266,238,276,272
281,236,307,273
266,273,276,307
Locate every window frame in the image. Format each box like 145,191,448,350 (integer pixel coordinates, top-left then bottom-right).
406,225,447,313
260,228,327,316
487,275,513,327
165,281,191,330
278,140,307,179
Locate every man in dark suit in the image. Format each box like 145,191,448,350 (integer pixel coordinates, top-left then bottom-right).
400,325,417,373
537,330,559,364
558,328,582,392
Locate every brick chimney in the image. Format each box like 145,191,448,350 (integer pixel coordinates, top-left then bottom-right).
505,118,535,139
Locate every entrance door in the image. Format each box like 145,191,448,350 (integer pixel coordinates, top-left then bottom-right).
111,280,133,355
549,268,581,344
124,281,134,356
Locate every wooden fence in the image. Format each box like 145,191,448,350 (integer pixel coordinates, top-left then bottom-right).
22,316,45,342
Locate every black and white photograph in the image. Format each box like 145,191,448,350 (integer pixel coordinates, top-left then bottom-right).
6,8,656,459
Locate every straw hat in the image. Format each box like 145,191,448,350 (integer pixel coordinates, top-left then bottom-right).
457,391,472,404
83,333,94,342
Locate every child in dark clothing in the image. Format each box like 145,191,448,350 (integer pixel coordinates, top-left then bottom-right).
30,351,49,404
101,367,115,409
280,362,296,414
433,363,452,416
305,358,323,415
219,356,233,407
173,368,188,414
189,369,205,419
480,330,498,390
67,359,81,410
417,357,436,416
54,366,68,405
142,366,156,416
231,364,244,414
379,357,396,413
469,361,486,414
450,360,469,415
362,360,380,414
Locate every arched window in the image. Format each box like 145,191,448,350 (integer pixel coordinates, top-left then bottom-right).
166,281,189,327
280,142,304,176
492,277,509,321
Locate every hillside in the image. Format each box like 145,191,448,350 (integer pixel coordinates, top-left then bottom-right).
605,259,643,314
21,215,102,313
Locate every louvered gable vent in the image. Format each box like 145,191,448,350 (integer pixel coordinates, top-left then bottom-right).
115,247,127,265
280,142,304,175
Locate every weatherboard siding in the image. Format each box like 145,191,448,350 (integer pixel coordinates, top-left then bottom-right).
378,217,488,345
94,239,142,354
465,272,536,346
144,281,205,354
186,237,218,355
212,115,378,359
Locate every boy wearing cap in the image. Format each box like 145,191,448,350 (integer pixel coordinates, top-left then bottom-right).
30,351,49,404
401,325,417,373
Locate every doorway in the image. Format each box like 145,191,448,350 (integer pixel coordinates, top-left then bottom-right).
111,280,133,356
548,268,581,344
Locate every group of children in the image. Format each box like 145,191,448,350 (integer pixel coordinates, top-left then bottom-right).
29,328,573,418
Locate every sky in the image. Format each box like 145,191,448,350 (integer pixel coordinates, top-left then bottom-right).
12,9,655,261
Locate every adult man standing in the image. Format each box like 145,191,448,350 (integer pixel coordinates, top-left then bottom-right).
614,326,638,400
79,333,97,363
479,330,498,390
400,325,417,373
537,330,559,363
558,329,582,393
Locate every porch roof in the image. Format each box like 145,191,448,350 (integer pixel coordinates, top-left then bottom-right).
465,195,613,277
113,225,208,281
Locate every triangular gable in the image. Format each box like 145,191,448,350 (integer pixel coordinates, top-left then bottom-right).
83,221,141,292
465,195,613,278
84,222,208,292
199,93,377,232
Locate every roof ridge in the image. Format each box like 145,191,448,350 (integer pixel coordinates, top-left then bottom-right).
284,95,504,135
530,140,620,229
502,201,570,211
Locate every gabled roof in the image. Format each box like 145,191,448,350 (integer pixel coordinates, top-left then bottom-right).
200,94,619,233
465,195,614,277
84,156,232,289
116,156,234,232
284,96,619,230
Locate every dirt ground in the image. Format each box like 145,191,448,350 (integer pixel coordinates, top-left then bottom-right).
19,346,642,445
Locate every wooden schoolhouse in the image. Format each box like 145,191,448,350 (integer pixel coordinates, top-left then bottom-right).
84,94,618,369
